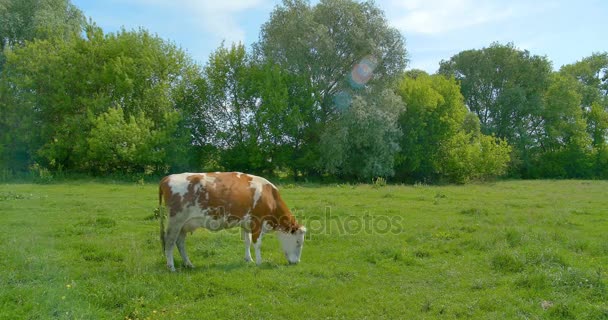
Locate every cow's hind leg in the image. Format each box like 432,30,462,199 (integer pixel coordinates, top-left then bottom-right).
177,229,194,268
163,222,182,272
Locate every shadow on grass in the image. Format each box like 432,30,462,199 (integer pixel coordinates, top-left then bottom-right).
166,260,288,273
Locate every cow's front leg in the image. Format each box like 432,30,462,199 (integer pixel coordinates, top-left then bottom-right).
242,228,253,262
253,231,264,266
177,229,194,268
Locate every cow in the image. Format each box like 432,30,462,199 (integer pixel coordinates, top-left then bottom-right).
158,172,306,271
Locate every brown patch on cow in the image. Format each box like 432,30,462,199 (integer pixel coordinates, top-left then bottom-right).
159,176,183,217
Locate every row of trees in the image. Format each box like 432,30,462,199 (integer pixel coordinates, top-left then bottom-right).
1,0,606,182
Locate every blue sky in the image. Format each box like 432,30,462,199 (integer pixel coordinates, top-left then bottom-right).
72,0,607,73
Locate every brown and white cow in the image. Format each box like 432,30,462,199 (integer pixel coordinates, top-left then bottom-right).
158,172,306,271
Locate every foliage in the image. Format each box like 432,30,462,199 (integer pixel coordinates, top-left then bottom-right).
255,0,407,177
0,0,85,71
559,53,608,177
395,72,511,183
318,89,404,180
0,24,200,173
0,0,606,182
439,43,552,176
531,74,592,178
86,108,179,174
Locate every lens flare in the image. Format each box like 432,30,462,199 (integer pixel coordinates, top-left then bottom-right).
349,55,378,89
333,91,352,111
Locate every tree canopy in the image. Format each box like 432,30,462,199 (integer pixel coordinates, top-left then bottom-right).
0,0,606,182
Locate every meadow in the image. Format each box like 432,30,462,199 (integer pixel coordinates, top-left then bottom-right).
1,180,607,319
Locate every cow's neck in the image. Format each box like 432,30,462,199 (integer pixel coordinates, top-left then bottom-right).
274,200,300,233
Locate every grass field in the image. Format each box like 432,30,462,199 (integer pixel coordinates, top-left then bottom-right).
1,180,607,319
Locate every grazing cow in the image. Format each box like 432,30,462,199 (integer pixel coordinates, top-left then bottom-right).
158,172,306,271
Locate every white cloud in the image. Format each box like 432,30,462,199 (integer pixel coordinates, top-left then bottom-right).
385,0,524,35
129,0,271,43
186,0,270,43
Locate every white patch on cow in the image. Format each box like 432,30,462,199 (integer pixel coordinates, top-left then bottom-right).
201,174,217,187
236,172,242,178
180,205,243,233
248,175,277,208
250,179,263,208
168,173,191,197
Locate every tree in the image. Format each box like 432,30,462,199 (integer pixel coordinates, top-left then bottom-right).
194,43,260,172
439,43,552,177
0,0,84,70
86,108,179,174
559,53,608,177
560,52,608,108
532,74,592,178
255,0,407,177
318,89,404,180
395,71,511,183
0,25,200,173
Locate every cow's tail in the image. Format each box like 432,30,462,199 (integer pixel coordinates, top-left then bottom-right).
157,185,166,254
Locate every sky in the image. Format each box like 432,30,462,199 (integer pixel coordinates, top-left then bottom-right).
71,0,608,73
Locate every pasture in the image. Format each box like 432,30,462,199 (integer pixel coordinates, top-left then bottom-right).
1,180,607,319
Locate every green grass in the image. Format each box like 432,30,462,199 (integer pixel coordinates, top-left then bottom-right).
1,180,607,319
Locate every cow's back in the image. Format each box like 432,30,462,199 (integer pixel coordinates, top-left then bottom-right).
159,172,278,220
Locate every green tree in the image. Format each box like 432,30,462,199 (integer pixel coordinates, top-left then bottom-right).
194,43,263,172
0,0,84,70
318,89,404,180
86,108,180,174
560,53,608,178
0,25,200,173
439,43,552,177
533,74,592,178
395,72,511,183
560,53,608,108
255,0,407,177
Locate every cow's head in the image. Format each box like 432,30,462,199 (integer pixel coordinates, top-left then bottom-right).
277,226,306,264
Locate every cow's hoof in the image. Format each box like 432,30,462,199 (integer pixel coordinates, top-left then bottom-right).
244,257,253,263
167,265,176,272
183,262,195,269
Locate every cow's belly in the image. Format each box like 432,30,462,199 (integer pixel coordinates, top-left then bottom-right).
182,212,244,232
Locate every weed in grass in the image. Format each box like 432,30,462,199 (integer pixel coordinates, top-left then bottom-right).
547,302,576,320
75,217,117,229
459,208,489,216
567,239,590,253
433,231,459,240
552,267,606,299
372,177,387,188
421,299,432,312
491,252,525,273
413,248,432,259
514,272,549,290
505,228,524,248
0,191,31,201
82,249,124,263
524,249,568,268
